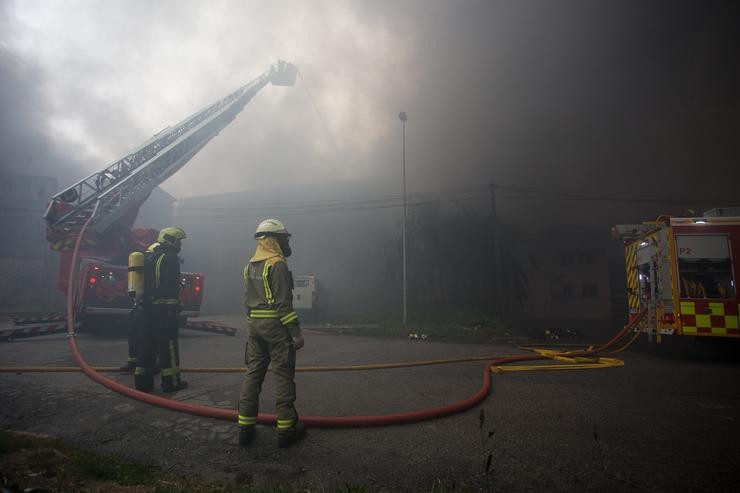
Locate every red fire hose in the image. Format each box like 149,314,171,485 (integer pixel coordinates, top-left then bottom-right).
66,210,643,427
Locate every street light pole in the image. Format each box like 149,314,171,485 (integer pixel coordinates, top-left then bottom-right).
399,111,408,326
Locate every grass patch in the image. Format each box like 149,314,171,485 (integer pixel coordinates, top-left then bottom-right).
0,431,460,492
70,445,157,485
1,430,158,491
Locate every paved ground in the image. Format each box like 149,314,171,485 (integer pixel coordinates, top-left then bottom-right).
1,315,739,492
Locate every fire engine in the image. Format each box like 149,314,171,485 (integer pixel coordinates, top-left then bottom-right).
40,61,298,332
612,207,740,342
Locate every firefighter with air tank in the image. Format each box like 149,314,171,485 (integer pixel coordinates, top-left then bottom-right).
128,227,189,393
238,219,306,448
121,241,159,373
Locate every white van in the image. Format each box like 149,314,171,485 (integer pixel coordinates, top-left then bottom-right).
293,274,319,321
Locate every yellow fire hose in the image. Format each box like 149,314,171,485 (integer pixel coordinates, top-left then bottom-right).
0,333,640,374
1,324,645,376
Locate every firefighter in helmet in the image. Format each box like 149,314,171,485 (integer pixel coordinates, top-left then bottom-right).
238,219,306,448
120,241,160,373
134,227,188,393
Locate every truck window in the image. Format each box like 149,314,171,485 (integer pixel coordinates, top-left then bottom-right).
676,235,734,299
678,259,734,299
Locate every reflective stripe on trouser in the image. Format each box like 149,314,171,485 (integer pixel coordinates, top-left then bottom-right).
238,415,257,426
238,318,298,426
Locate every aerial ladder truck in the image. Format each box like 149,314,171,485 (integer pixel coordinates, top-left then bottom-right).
3,61,298,340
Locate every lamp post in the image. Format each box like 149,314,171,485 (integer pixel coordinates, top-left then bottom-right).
399,111,408,326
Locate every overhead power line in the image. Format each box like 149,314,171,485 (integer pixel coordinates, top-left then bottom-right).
172,182,738,221
176,186,484,210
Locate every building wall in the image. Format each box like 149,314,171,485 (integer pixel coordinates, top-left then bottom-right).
175,178,399,319
175,178,624,329
0,173,58,311
135,187,175,230
514,236,616,329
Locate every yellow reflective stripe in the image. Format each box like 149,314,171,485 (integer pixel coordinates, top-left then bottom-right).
680,301,695,315
238,415,257,426
250,309,280,319
262,263,275,304
161,367,176,376
243,265,249,284
280,311,298,325
155,254,165,288
276,418,294,429
152,299,179,304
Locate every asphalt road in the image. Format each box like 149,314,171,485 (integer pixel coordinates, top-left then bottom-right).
1,315,739,492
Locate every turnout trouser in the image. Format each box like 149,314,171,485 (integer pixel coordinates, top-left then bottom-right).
152,306,184,389
134,306,183,390
126,307,146,367
133,308,155,390
238,318,298,429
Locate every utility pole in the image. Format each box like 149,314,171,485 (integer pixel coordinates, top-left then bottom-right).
489,183,504,316
399,111,408,326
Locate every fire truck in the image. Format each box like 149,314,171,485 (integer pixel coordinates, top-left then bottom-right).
612,207,740,342
41,61,298,331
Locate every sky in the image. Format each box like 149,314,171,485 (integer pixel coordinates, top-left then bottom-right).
1,0,739,212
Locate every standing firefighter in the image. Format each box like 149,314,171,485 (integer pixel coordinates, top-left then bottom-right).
238,219,306,448
134,228,189,393
120,242,160,373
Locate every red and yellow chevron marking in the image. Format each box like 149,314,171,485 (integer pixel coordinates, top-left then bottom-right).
625,241,640,315
679,300,739,337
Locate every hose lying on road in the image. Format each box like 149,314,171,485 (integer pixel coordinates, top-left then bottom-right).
0,353,521,374
59,207,646,428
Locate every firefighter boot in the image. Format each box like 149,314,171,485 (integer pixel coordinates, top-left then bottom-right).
134,369,154,393
277,422,306,448
238,425,256,446
161,375,189,393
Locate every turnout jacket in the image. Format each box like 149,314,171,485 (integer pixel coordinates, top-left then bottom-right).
145,245,181,306
243,237,299,329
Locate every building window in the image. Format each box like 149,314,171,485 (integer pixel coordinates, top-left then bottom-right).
562,284,573,299
578,250,595,265
561,251,575,266
581,284,599,299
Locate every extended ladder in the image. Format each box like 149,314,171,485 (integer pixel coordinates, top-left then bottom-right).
44,61,297,242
